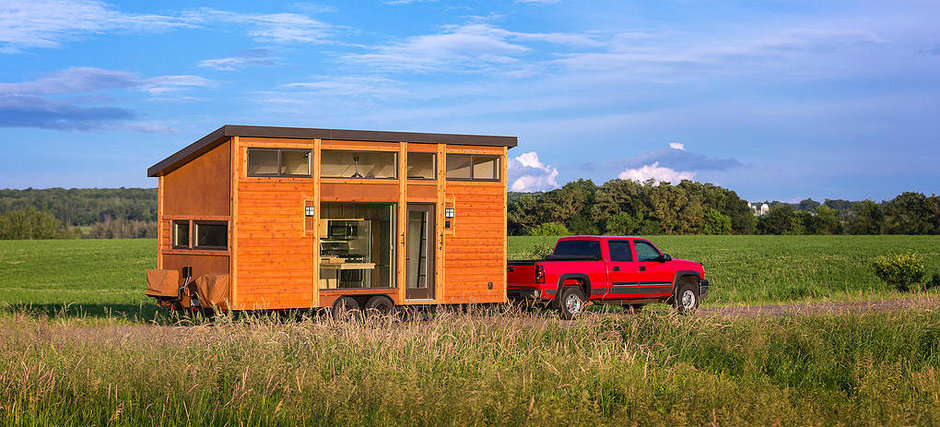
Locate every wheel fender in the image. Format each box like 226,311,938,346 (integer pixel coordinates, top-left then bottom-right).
671,270,701,298
556,273,590,299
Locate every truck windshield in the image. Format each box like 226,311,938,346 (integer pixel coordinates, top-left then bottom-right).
552,240,601,259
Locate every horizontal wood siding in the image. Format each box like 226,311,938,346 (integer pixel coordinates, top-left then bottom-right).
234,140,315,309
442,146,507,304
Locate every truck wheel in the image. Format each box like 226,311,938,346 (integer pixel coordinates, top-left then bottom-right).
673,280,700,314
364,295,395,315
332,296,361,320
558,287,586,320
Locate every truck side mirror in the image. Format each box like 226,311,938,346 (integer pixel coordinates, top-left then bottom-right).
660,254,672,262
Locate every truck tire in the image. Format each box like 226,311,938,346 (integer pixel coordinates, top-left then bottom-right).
332,296,361,320
364,295,395,315
557,286,586,320
673,279,700,314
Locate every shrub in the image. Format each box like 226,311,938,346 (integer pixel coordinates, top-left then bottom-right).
926,273,940,291
872,252,927,292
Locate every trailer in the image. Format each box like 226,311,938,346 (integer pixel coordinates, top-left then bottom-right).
144,125,515,313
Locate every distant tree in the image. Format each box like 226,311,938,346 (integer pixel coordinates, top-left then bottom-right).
812,205,841,234
507,193,541,236
702,208,732,235
605,212,641,236
527,222,571,236
757,205,800,235
882,192,933,234
797,198,821,212
848,200,884,235
0,206,67,240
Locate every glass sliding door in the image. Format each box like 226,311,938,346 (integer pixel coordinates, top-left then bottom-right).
319,203,396,289
406,204,435,300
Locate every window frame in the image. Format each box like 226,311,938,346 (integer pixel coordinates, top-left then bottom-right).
633,240,662,262
320,149,399,180
192,220,228,251
406,152,437,181
172,220,190,249
608,240,633,262
445,154,501,182
247,147,312,178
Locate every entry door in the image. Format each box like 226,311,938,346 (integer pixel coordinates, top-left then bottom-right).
406,204,436,300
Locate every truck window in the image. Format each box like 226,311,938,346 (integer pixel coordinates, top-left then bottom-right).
553,240,601,259
608,240,632,262
634,241,661,262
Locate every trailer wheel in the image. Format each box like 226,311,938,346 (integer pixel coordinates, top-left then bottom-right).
673,279,700,314
557,286,586,320
332,296,361,320
364,295,395,315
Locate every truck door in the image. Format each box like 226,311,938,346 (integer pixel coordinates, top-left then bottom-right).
632,240,674,298
605,239,638,299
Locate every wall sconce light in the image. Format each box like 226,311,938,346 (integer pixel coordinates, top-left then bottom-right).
445,208,455,218
305,206,316,217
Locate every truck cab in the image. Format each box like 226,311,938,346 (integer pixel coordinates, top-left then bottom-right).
507,236,708,318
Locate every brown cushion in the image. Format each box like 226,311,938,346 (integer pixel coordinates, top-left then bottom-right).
146,269,180,298
194,274,230,308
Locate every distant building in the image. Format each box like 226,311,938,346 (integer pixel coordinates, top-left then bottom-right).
749,202,770,216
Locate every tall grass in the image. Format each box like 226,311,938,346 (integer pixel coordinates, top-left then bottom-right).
1,307,937,425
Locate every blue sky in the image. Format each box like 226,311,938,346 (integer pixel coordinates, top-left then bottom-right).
0,0,937,202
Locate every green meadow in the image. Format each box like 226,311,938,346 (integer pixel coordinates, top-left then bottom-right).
0,236,938,425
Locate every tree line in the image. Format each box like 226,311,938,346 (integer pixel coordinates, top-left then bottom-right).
0,184,937,239
509,179,940,236
0,188,157,240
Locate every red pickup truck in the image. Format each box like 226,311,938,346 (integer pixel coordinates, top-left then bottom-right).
507,236,708,318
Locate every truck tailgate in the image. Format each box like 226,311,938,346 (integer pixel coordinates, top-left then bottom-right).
507,261,538,285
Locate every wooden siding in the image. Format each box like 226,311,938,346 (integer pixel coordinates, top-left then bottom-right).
163,140,230,217
441,144,507,304
233,140,316,310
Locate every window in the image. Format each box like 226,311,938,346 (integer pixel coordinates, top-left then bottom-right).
407,152,436,180
446,155,472,179
194,221,227,250
247,148,311,177
321,150,397,179
446,154,500,181
319,203,397,289
634,241,661,262
172,220,189,249
608,241,633,262
552,240,601,259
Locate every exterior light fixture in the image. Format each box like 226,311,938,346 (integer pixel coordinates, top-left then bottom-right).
445,208,455,218
305,206,316,217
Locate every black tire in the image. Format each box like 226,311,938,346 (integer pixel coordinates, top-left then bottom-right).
364,295,395,315
673,279,700,314
332,296,361,320
557,286,586,320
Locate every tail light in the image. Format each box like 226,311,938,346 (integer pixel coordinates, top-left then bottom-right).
535,265,545,284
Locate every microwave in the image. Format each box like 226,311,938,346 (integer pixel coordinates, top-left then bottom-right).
329,223,358,239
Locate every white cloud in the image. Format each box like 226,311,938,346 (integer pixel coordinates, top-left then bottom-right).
618,162,695,184
199,48,279,71
282,76,406,97
185,8,334,44
509,151,559,192
0,0,190,53
345,22,600,73
668,142,685,151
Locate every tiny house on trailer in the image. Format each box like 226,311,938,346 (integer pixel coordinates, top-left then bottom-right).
145,125,515,312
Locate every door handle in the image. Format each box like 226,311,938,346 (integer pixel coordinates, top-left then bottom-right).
612,266,620,271
639,266,646,271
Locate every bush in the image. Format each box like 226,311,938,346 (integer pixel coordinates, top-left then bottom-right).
527,222,570,236
872,252,927,292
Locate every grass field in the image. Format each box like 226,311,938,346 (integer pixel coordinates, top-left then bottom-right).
1,237,938,424
1,308,938,425
0,236,938,318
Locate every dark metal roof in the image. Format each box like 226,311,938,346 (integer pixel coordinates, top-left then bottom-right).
147,124,518,177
